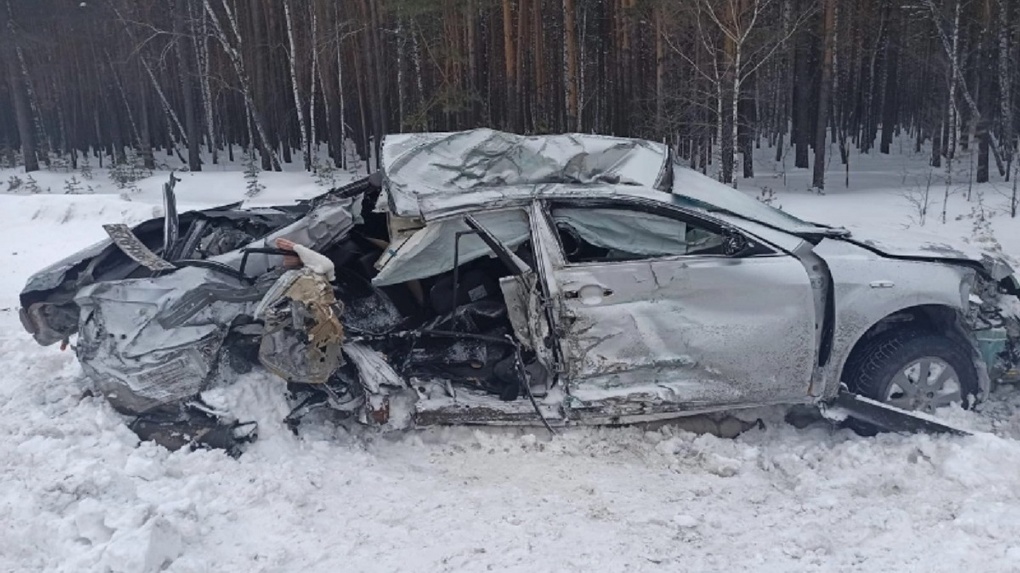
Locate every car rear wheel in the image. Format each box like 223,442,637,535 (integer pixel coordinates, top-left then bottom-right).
843,329,979,427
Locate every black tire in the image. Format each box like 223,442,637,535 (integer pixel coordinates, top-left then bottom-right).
842,329,979,434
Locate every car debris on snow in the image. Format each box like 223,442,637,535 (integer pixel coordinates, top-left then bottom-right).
17,129,1020,453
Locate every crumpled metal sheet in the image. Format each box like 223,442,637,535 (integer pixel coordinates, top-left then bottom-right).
380,129,672,218
342,342,405,394
74,267,267,414
225,202,354,278
256,269,345,385
22,237,113,295
848,234,1018,284
70,200,357,414
342,342,415,429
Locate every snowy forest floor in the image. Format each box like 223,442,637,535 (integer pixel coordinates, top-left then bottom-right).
3,143,1020,572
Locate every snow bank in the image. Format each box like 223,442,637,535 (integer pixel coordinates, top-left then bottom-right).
3,322,1019,572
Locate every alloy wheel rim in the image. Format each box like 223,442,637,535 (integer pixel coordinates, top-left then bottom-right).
884,357,962,412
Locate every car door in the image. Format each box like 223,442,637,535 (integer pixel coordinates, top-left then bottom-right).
529,199,818,413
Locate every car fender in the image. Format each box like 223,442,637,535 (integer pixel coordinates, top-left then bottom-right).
813,239,981,399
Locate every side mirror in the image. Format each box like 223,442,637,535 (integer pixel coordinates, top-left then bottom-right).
721,229,753,257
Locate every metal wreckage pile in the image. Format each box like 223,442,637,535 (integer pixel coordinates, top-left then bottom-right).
71,175,553,456
20,134,605,455
20,129,1020,456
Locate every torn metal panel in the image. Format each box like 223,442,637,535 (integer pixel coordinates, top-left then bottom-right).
103,224,176,272
823,390,971,436
498,272,557,376
499,274,535,350
163,174,180,260
62,196,357,415
414,381,564,426
343,342,406,394
256,269,345,385
74,266,265,414
564,391,792,425
21,237,114,295
230,202,354,278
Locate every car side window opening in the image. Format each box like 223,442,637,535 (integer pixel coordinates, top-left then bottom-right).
549,203,726,264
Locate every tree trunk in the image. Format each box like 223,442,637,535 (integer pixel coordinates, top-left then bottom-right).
563,0,580,131
411,21,426,129
175,0,202,171
309,3,318,161
654,4,665,133
335,2,348,169
997,0,1013,178
741,93,755,178
5,49,38,172
775,0,792,163
721,17,736,185
502,0,516,130
364,0,386,166
396,16,406,130
976,0,993,184
138,74,155,170
514,0,527,131
946,0,960,161
793,8,811,170
466,0,479,123
202,0,280,170
532,0,545,129
880,8,899,155
812,0,835,190
283,0,309,169
193,0,218,164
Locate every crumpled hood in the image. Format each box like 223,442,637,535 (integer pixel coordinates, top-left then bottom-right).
844,227,1018,283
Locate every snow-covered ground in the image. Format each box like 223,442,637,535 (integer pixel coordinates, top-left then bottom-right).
3,145,1020,572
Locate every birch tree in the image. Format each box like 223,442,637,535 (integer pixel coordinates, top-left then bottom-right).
924,0,1006,175
190,0,217,164
202,0,280,170
284,0,310,170
670,0,812,184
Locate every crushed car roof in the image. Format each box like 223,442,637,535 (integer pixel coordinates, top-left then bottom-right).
380,129,835,237
380,129,673,218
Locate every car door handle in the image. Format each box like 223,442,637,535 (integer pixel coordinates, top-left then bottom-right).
563,285,614,301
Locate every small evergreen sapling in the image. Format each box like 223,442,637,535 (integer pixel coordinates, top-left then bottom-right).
244,149,265,197
63,176,83,195
25,174,44,194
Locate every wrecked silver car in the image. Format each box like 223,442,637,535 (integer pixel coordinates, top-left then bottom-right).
18,129,1020,452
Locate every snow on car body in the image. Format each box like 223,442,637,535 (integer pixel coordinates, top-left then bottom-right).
18,129,1020,448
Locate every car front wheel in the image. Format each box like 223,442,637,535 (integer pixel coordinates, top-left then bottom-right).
844,329,980,416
